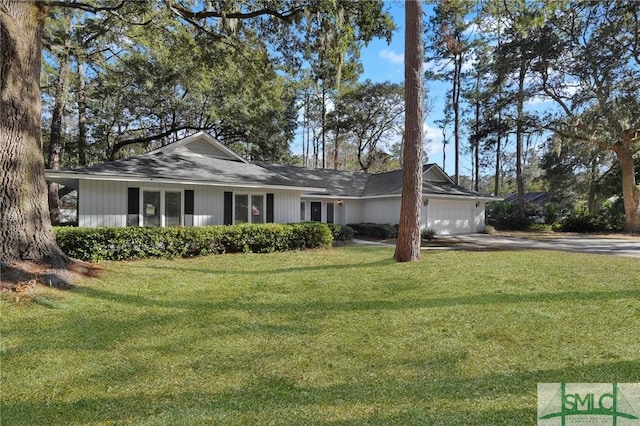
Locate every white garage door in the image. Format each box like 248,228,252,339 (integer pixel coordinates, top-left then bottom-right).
425,199,474,235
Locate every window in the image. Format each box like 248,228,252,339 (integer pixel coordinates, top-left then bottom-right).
300,201,306,221
165,191,182,227
234,194,265,224
143,191,161,227
141,189,183,227
327,202,334,224
252,194,264,223
235,194,248,223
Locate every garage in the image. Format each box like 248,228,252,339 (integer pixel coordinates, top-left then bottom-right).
424,198,477,235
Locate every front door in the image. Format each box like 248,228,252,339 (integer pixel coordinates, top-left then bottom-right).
310,202,322,222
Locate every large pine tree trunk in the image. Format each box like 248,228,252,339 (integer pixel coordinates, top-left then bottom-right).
0,2,67,267
453,52,461,185
614,130,640,232
394,0,423,263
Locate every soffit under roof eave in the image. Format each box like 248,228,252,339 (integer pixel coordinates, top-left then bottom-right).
44,171,325,193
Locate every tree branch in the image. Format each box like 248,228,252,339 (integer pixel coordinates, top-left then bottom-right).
46,0,127,13
163,0,308,22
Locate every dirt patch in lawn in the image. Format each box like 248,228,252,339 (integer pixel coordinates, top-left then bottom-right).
0,260,103,292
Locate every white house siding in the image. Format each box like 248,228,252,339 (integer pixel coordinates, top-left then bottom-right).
174,139,234,159
78,180,301,227
78,180,128,227
342,199,363,225
361,197,401,225
192,185,223,226
271,189,301,223
425,199,478,235
474,201,486,231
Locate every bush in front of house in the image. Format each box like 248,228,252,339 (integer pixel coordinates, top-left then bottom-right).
54,223,333,262
559,200,625,233
421,227,437,240
347,223,397,239
328,224,354,242
486,201,531,230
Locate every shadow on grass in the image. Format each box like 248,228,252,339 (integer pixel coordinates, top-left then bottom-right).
72,285,640,314
142,255,397,276
3,360,638,425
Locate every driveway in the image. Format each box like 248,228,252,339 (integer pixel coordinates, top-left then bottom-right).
433,234,640,258
353,234,640,258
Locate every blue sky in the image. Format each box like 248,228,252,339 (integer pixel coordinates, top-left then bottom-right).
357,1,464,176
292,1,463,175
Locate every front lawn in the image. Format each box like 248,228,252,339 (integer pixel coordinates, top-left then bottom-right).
2,246,639,425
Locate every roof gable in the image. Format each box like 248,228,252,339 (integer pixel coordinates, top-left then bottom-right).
423,164,454,184
147,132,247,163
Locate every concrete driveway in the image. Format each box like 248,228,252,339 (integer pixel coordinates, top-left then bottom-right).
434,234,640,258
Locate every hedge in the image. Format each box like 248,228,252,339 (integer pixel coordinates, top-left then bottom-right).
54,223,333,262
347,223,397,239
328,224,354,242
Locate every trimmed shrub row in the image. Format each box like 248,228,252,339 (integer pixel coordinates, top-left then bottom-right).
54,223,334,262
347,223,397,239
328,224,354,242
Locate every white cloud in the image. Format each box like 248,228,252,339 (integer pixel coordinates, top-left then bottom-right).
423,122,444,155
379,49,404,65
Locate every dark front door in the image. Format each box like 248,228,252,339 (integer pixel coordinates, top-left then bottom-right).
310,202,322,222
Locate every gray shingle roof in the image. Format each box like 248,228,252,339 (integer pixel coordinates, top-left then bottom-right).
63,152,304,188
255,162,369,196
257,162,488,198
50,142,491,199
503,192,548,204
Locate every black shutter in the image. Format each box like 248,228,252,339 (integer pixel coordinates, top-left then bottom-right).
128,188,140,214
223,191,233,225
127,187,140,226
184,190,194,214
266,193,274,223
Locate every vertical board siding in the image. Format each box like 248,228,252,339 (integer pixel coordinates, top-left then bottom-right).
272,189,300,223
195,188,224,226
78,182,301,227
79,180,128,227
343,200,363,225
76,180,483,232
362,198,401,224
474,202,486,232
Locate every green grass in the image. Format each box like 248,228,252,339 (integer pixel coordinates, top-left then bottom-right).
2,246,639,425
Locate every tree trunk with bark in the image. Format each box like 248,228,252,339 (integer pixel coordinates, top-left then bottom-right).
453,52,462,185
394,0,423,263
0,1,68,267
613,130,640,232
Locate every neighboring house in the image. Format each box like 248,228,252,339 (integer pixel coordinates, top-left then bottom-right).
46,132,498,235
503,192,548,205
